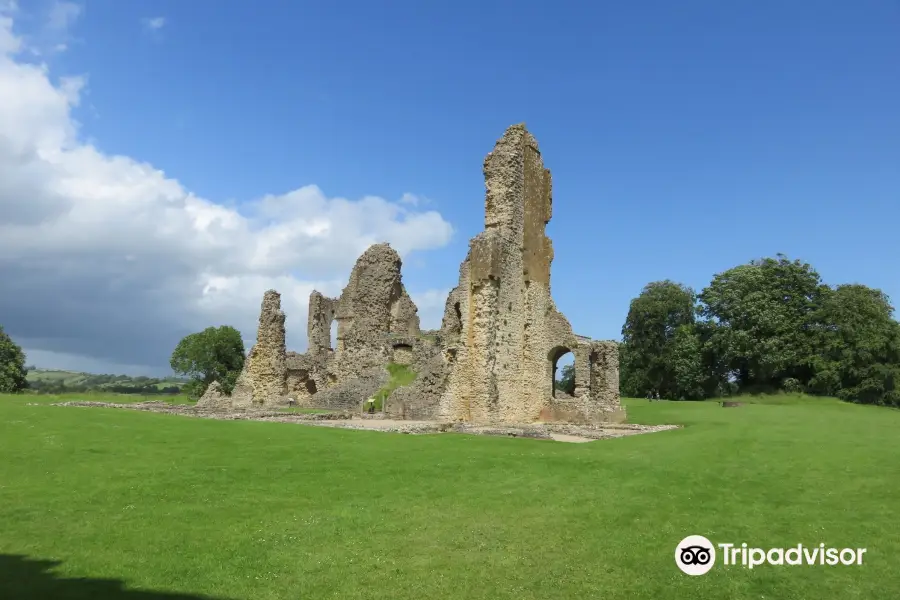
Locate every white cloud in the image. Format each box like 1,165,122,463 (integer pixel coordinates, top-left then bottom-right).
142,16,165,32
0,14,454,374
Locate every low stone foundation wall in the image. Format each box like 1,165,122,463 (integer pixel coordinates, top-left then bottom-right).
539,400,627,425
49,401,677,441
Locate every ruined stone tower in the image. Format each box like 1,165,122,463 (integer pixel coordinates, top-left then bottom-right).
433,123,622,424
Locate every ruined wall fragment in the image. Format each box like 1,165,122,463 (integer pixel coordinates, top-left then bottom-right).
590,341,623,418
438,124,554,423
308,292,338,355
385,353,448,420
390,291,420,336
306,367,390,411
284,351,320,404
286,242,425,410
230,290,288,407
332,243,419,379
196,380,230,409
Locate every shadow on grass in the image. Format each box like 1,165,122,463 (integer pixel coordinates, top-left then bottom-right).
0,554,228,600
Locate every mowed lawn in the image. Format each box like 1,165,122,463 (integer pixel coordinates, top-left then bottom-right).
1,393,898,599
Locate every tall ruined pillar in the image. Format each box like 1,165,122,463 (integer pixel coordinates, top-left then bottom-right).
439,124,556,423
384,123,623,423
231,290,288,407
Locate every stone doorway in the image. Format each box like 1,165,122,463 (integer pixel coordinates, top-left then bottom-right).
549,346,575,399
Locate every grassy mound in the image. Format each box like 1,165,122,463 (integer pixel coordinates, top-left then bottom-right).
369,363,418,411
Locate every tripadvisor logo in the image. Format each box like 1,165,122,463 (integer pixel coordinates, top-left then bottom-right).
676,535,716,575
675,535,867,575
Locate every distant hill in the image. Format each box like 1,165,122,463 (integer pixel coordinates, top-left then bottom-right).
25,369,189,395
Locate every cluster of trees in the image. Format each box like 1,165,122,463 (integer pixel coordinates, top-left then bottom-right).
620,254,900,406
169,325,246,398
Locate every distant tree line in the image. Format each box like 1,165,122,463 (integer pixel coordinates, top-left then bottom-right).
620,254,900,406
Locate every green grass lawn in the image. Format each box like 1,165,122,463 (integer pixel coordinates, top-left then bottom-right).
0,393,897,599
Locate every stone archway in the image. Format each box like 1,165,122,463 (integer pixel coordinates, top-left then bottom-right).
548,345,574,399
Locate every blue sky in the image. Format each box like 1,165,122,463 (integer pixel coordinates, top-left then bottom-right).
3,0,899,374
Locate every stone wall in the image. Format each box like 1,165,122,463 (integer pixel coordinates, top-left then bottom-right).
590,341,623,418
331,243,417,379
384,354,447,420
230,290,288,408
282,243,430,411
308,292,337,355
306,367,389,412
284,351,320,404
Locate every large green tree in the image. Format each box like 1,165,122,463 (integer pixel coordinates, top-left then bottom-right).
170,326,246,398
698,254,829,392
808,284,900,406
0,325,28,393
620,253,900,404
620,280,708,399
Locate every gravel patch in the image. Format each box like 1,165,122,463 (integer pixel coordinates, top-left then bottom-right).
47,401,679,442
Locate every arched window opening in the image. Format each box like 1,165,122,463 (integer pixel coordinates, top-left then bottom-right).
549,346,575,399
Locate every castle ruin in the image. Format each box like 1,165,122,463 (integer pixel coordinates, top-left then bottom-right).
200,124,623,424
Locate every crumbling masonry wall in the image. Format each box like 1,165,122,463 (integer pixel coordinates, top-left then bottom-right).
196,380,230,409
230,290,288,408
282,243,429,410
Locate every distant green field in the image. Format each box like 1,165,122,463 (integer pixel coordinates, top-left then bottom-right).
16,391,195,405
0,393,897,599
25,370,86,383
25,369,187,392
